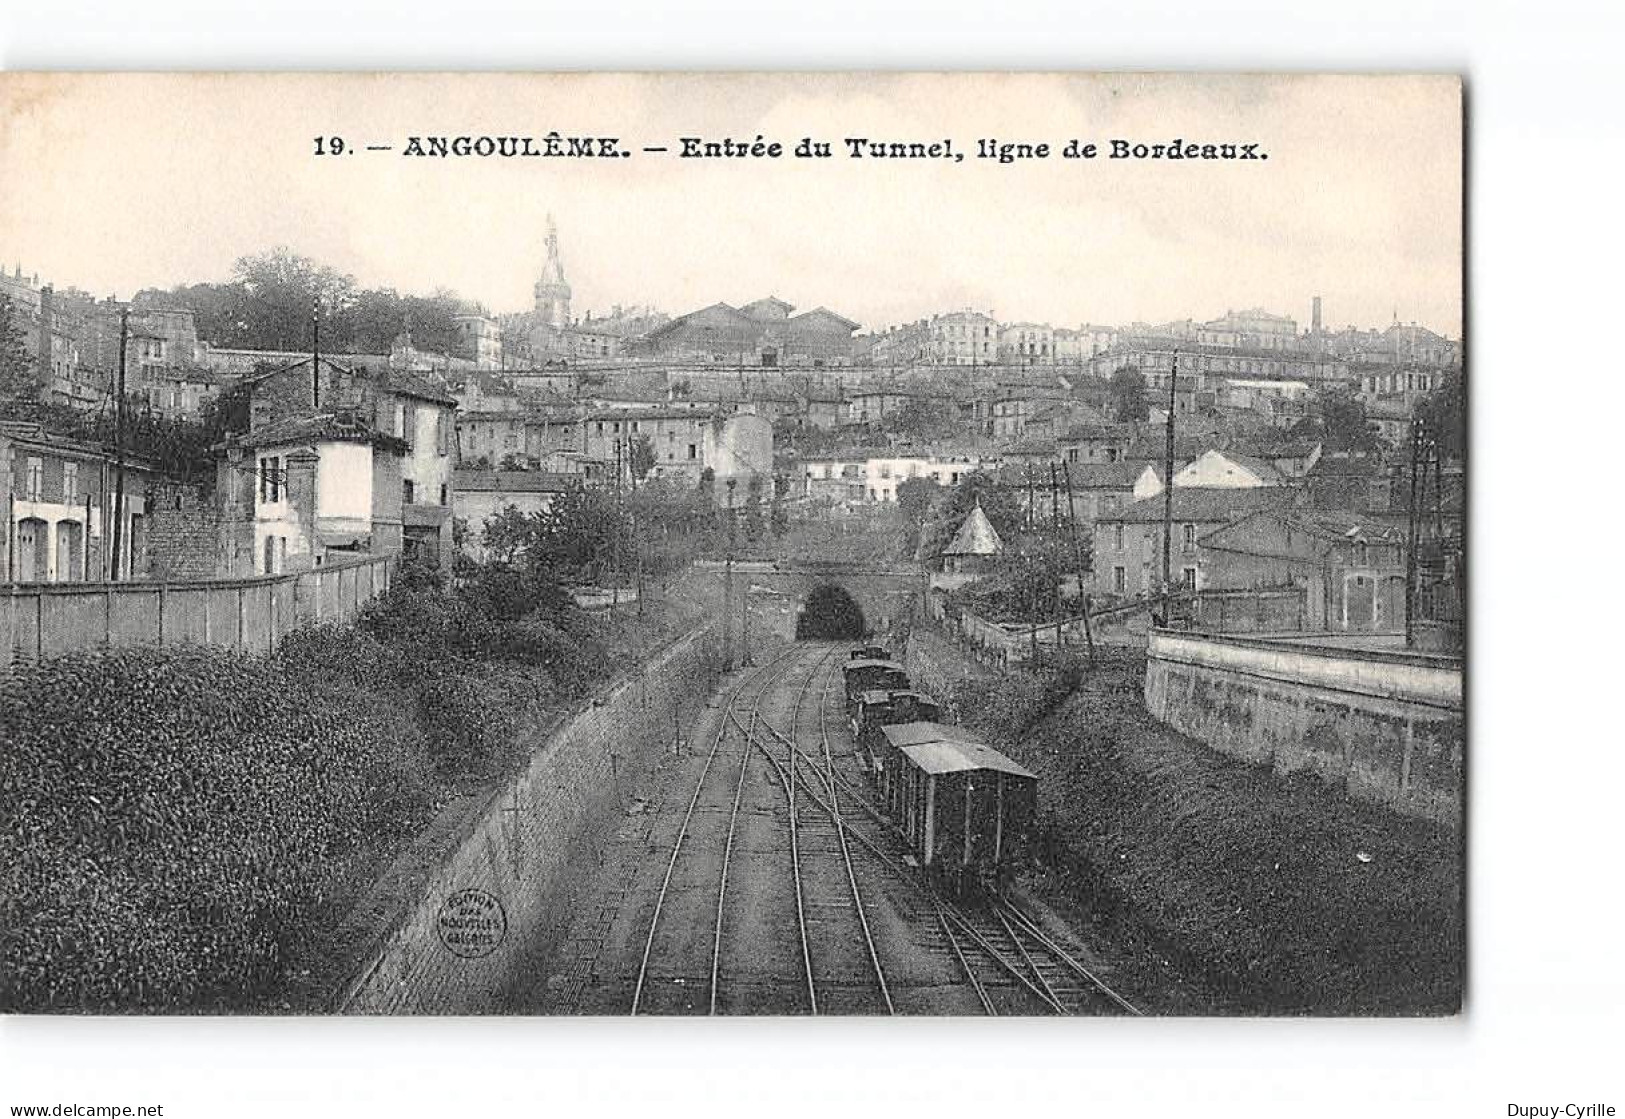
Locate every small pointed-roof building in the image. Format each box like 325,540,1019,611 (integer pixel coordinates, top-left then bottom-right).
940,503,1004,577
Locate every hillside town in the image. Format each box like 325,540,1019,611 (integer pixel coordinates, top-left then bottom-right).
0,218,1463,653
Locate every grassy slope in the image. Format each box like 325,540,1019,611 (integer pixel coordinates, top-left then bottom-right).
926,634,1463,1014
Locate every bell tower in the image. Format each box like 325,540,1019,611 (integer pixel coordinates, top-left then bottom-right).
533,214,572,329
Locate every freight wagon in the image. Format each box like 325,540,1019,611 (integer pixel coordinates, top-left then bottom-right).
850,688,941,771
841,658,911,717
876,721,1038,895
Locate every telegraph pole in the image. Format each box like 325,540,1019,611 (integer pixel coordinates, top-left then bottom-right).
1062,461,1095,662
740,566,753,666
612,438,623,612
110,307,129,582
1404,418,1423,649
1161,348,1178,620
1050,464,1063,647
722,555,735,670
311,298,321,408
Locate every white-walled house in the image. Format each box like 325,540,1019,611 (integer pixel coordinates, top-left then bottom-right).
221,413,404,576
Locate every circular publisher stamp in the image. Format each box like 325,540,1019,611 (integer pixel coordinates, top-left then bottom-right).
436,888,508,959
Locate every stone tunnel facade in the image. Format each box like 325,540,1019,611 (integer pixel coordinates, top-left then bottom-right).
703,563,930,644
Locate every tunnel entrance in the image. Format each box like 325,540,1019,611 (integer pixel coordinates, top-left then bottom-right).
795,583,868,640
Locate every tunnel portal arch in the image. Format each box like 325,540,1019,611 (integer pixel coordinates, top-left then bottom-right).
795,582,869,641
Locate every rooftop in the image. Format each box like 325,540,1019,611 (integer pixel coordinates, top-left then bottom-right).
880,722,1037,780
942,505,1005,557
1099,486,1293,525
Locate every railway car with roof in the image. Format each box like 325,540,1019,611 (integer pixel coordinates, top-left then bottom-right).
841,658,911,716
878,721,1038,894
850,644,893,661
851,688,941,771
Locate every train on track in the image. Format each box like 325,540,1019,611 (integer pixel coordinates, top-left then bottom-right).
850,687,940,766
841,658,911,718
840,650,1037,895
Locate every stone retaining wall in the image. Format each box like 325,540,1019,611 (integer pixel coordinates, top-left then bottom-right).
333,624,721,1014
1144,629,1463,828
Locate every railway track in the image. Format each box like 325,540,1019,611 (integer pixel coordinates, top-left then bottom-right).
778,646,893,1015
632,639,1142,1017
630,644,804,1015
743,650,1143,1016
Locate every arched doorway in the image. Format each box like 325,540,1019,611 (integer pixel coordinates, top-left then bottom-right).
16,517,48,582
795,582,867,640
56,520,84,581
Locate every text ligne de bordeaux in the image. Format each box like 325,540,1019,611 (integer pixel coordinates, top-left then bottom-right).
381,134,1270,163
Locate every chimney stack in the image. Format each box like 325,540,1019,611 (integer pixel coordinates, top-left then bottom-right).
1312,296,1323,335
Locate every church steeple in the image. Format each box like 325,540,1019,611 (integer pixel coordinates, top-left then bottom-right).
534,213,572,328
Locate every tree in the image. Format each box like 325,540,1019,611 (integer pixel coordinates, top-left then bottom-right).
482,504,539,565
743,476,765,543
884,396,958,443
960,536,1071,623
1108,367,1149,423
528,483,632,584
1418,370,1465,462
0,294,41,402
1313,388,1382,453
628,434,657,484
918,470,1023,561
229,247,357,350
159,249,483,357
895,475,943,535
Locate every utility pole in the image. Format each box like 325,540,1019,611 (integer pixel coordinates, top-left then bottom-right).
1404,417,1423,649
110,308,129,582
1062,461,1096,662
310,298,321,408
612,438,623,612
722,555,735,670
740,566,753,666
1050,463,1063,647
1161,348,1178,622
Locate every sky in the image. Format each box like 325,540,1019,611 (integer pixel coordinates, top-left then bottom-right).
0,73,1462,338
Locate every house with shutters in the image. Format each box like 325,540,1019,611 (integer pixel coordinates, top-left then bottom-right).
1196,506,1407,632
1091,486,1292,599
1,419,153,583
219,356,457,575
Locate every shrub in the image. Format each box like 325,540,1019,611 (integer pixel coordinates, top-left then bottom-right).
0,648,382,1011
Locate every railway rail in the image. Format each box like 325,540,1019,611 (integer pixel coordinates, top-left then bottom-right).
630,645,802,1015
741,645,1144,1016
633,640,1142,1017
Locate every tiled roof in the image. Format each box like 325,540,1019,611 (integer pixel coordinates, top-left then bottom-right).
452,469,577,493
1062,460,1151,487
383,370,457,406
942,505,1004,556
1097,486,1292,524
244,411,388,450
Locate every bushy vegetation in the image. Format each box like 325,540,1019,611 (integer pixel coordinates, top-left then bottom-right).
0,647,425,1011
940,646,1461,1013
0,562,617,1012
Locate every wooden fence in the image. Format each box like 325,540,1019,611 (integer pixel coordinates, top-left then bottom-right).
2,553,395,670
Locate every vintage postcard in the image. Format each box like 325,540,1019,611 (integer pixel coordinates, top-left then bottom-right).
0,72,1463,1017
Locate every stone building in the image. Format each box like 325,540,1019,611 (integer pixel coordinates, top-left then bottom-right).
582,406,773,497
939,503,1004,579
1,419,152,583
218,356,458,574
998,322,1055,365
633,297,859,367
